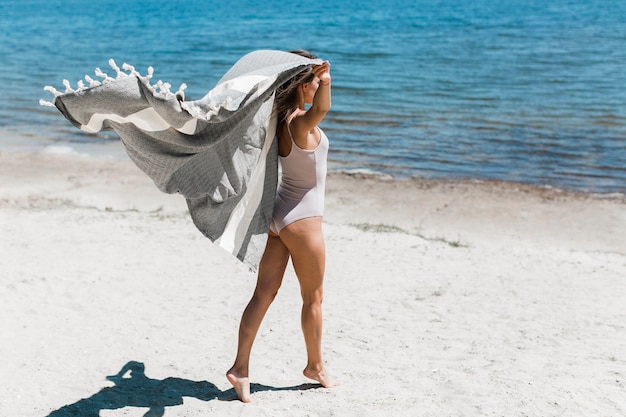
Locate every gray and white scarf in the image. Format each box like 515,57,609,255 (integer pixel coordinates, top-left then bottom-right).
41,50,322,270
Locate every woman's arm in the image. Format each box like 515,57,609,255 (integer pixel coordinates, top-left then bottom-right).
292,62,331,136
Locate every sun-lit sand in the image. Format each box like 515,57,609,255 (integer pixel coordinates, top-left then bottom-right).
1,148,625,416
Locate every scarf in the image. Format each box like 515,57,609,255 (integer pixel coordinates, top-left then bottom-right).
41,50,322,270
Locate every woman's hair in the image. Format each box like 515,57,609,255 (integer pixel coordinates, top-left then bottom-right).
273,50,318,123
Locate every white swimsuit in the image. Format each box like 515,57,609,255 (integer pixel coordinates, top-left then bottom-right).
270,126,329,234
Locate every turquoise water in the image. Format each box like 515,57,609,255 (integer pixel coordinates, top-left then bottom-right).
1,0,625,193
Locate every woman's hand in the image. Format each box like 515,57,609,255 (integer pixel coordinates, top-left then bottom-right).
313,62,331,85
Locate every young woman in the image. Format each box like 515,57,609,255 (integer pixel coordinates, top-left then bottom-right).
226,50,336,403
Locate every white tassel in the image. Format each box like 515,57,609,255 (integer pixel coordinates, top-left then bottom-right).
44,85,62,97
62,79,75,94
40,60,178,107
40,85,61,107
85,75,101,87
135,66,154,87
40,59,158,107
122,63,139,77
108,58,120,72
160,82,172,94
150,80,172,98
94,67,115,82
175,83,187,100
109,58,127,79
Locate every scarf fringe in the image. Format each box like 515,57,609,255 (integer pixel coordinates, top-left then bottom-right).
40,59,187,107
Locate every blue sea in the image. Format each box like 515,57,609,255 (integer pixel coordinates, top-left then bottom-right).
1,0,625,193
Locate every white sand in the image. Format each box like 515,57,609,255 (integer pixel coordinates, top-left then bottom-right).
1,149,625,416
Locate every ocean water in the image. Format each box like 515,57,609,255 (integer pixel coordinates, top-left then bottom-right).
1,0,625,193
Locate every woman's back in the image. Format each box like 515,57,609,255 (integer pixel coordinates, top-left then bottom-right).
271,124,329,234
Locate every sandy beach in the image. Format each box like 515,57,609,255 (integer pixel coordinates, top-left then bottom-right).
1,147,625,416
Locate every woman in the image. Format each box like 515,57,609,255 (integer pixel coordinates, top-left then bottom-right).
226,50,336,403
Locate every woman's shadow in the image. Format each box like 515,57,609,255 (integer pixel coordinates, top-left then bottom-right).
46,360,320,417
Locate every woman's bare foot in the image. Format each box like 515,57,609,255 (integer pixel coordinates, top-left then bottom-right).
303,366,337,388
226,369,252,403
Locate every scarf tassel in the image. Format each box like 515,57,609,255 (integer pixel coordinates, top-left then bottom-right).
41,60,188,106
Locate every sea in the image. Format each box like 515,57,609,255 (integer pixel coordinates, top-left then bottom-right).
1,0,625,194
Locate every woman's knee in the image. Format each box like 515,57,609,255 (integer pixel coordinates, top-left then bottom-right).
254,281,282,304
300,286,324,306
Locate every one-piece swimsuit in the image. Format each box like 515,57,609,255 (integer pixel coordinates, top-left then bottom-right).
270,125,329,234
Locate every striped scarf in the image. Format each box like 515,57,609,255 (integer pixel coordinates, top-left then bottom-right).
41,50,321,270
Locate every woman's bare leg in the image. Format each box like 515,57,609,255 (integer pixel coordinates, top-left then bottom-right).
279,217,337,388
227,232,290,402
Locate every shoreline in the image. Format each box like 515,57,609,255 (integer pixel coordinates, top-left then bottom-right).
2,128,625,198
7,141,626,197
2,148,624,256
331,168,626,202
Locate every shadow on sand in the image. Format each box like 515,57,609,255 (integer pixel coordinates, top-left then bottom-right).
46,361,321,417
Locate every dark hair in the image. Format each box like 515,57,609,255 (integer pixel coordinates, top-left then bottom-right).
273,50,318,123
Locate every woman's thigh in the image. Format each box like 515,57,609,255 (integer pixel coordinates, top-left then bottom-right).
255,232,290,295
279,217,325,295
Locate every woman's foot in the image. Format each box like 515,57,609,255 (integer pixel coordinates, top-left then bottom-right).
303,366,337,388
226,369,252,403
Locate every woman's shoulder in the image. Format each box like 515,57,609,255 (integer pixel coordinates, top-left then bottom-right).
289,110,314,134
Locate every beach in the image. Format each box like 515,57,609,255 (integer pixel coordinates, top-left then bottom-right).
1,148,625,416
